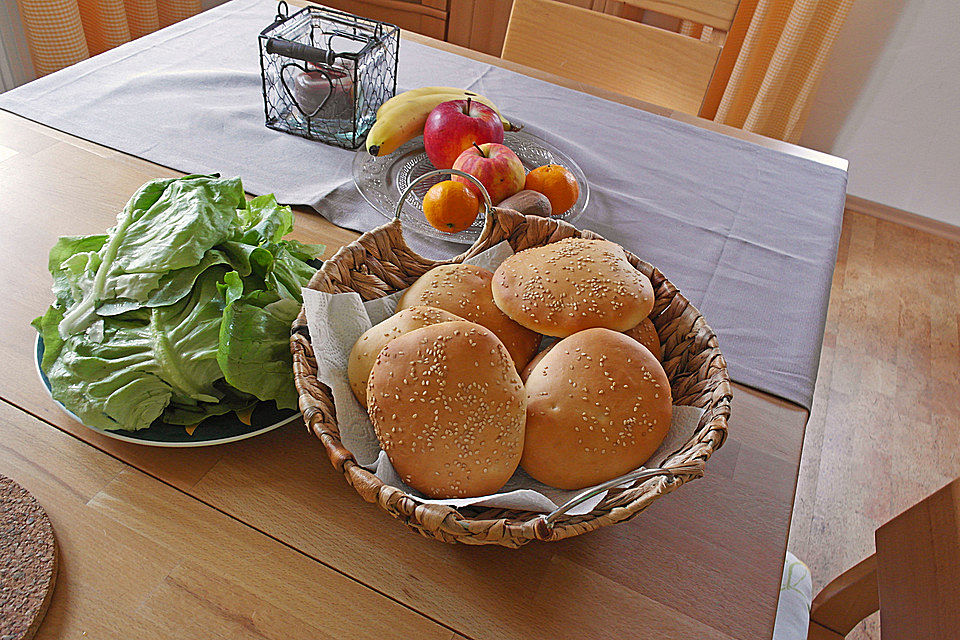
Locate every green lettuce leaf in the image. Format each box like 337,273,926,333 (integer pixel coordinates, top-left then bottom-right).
238,194,294,244
34,306,66,371
216,271,302,410
47,235,108,309
92,193,318,314
97,241,257,315
59,175,245,337
144,266,228,403
41,313,174,431
240,242,319,303
110,176,244,274
280,238,324,262
41,267,229,431
37,175,322,431
146,242,254,306
162,382,257,425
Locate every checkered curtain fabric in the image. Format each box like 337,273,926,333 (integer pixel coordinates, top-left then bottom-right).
596,0,853,142
15,0,201,77
711,0,854,142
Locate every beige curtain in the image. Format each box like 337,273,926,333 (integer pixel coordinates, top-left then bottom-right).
16,0,201,77
710,0,854,143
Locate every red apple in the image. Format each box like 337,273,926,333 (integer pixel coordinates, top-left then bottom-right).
423,98,504,169
452,142,525,205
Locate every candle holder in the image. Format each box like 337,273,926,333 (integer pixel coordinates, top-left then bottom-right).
259,1,399,149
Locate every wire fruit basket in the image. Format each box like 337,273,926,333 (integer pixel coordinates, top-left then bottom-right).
259,1,399,149
292,173,731,547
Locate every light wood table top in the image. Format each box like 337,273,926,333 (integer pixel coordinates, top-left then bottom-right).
0,29,827,640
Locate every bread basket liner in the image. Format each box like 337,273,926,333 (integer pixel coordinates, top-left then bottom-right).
292,205,731,547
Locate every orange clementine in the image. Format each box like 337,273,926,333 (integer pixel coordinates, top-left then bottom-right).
524,164,579,215
422,180,481,233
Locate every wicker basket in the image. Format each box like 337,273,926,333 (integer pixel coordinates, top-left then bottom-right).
292,203,731,547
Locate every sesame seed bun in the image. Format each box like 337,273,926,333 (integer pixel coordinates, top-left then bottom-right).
522,328,671,490
521,315,661,382
491,238,654,338
623,316,661,361
366,320,526,499
348,306,465,408
397,263,540,371
520,342,555,382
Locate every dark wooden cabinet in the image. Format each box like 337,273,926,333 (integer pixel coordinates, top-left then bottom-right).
318,0,449,40
447,0,514,56
316,0,512,56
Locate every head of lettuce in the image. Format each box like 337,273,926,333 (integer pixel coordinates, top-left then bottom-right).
33,175,324,432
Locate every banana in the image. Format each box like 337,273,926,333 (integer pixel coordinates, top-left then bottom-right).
366,89,522,157
364,102,431,157
375,86,473,117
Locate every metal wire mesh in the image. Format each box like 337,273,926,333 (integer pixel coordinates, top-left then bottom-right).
259,2,398,149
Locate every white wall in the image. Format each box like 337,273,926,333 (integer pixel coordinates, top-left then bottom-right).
800,0,960,228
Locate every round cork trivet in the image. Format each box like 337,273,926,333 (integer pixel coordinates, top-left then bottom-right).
1,475,57,640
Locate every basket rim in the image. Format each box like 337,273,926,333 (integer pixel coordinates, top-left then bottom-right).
291,207,731,547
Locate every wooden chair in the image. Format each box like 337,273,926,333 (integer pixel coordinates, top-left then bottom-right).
807,477,960,639
500,0,739,114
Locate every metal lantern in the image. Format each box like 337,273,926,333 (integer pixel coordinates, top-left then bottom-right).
259,1,399,149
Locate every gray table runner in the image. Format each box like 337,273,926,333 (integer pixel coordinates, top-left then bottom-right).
0,0,847,409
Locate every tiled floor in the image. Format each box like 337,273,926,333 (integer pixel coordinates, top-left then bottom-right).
788,210,960,639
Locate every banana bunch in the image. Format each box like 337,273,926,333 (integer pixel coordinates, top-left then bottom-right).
365,87,522,157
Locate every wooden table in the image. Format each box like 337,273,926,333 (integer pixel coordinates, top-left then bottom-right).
0,30,840,640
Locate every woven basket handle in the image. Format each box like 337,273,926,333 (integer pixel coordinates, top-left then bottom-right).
538,460,705,526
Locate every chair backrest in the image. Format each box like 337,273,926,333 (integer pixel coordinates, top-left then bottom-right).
808,476,960,639
501,0,724,114
616,0,740,31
